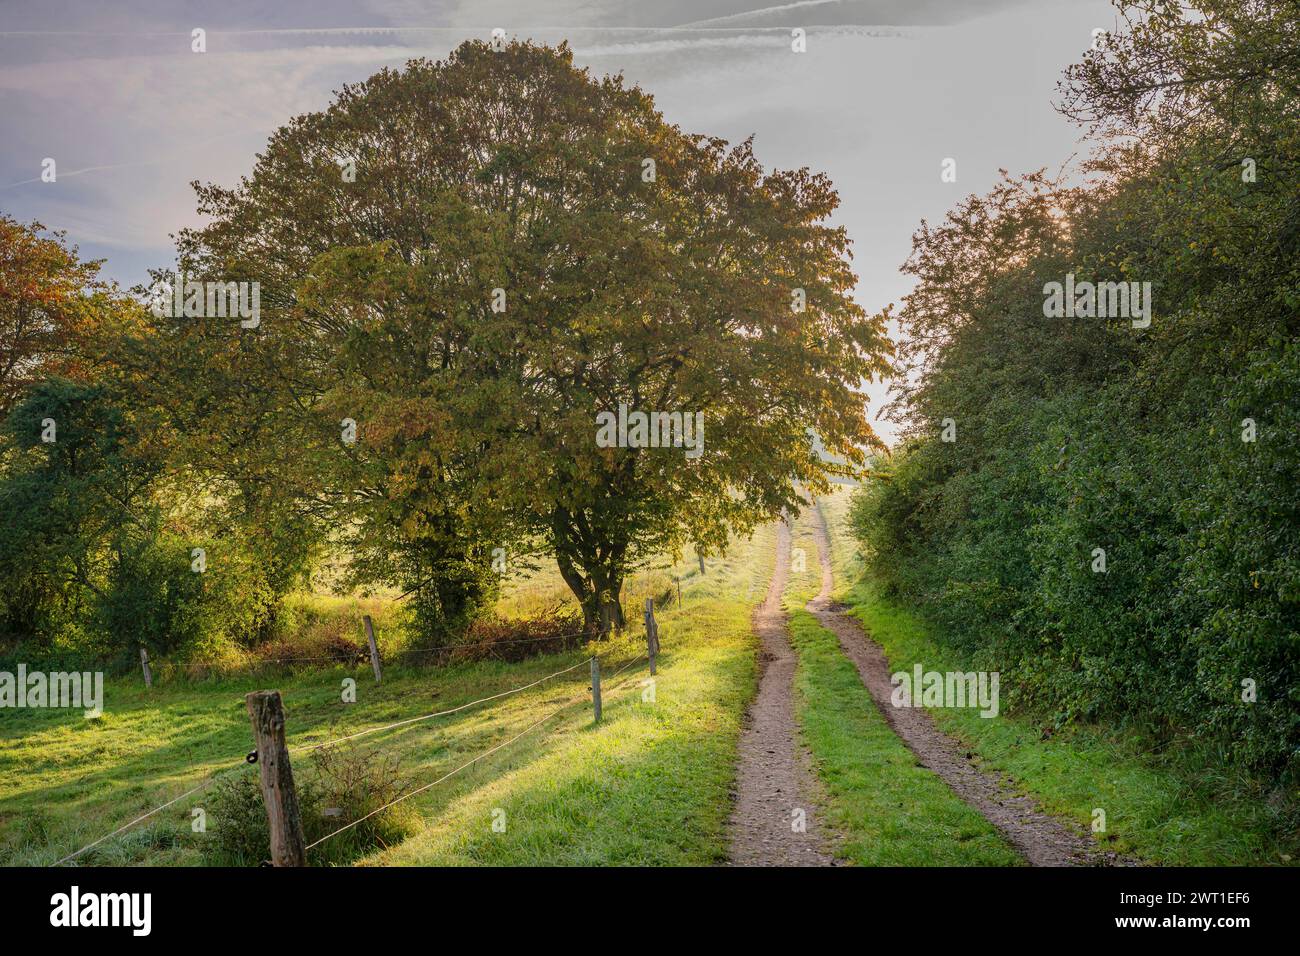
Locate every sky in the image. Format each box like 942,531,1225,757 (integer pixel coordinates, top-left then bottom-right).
0,0,1120,444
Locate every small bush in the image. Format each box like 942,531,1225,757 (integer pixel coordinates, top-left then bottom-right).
201,770,305,866
200,744,419,866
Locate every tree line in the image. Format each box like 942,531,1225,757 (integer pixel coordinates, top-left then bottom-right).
851,0,1300,782
0,40,890,667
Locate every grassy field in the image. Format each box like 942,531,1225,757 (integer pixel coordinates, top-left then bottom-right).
0,530,771,867
781,506,1022,865
818,487,1299,867
10,482,1291,868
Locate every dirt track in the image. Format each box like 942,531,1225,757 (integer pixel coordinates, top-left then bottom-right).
726,518,835,866
805,501,1133,867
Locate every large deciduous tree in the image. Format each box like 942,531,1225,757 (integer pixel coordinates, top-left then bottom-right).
168,40,890,635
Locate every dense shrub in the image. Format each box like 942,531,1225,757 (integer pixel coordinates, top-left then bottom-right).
852,2,1300,783
0,379,315,671
399,607,588,666
853,343,1300,778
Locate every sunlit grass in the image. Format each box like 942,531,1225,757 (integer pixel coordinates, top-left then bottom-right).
1,529,770,866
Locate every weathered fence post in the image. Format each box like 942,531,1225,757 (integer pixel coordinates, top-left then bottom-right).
590,658,602,723
139,647,152,688
363,614,382,683
644,598,658,676
675,575,682,608
245,690,307,867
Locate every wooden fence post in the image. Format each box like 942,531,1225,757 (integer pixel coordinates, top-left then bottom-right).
363,614,382,683
644,598,658,676
139,647,152,688
590,658,602,723
245,690,307,867
675,576,682,607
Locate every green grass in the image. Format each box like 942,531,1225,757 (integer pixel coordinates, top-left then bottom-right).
0,531,769,867
360,535,771,866
818,487,1300,867
366,610,753,865
780,509,1021,866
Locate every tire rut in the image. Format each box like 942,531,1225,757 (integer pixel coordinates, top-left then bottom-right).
805,500,1134,868
726,517,836,866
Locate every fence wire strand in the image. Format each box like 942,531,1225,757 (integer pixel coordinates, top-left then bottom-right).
304,704,569,852
290,655,595,755
306,650,652,854
50,764,238,867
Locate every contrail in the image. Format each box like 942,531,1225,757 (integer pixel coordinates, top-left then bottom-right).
575,25,904,58
0,131,237,191
677,0,863,29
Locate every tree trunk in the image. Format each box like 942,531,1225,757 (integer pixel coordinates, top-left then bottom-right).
557,556,625,637
553,507,627,638
592,569,627,637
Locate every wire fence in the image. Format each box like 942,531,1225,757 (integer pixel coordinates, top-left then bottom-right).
127,555,697,686
288,656,596,755
45,558,697,866
50,762,242,867
49,621,665,867
303,648,652,855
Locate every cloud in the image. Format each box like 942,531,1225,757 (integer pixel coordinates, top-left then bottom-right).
676,0,1031,28
0,43,446,257
0,0,1114,442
